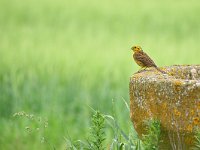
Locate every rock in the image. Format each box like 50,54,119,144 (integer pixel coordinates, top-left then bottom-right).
129,65,200,149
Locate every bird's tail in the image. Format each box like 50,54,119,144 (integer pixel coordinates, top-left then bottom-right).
155,67,167,74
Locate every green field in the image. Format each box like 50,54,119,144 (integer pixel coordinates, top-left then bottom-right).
0,0,200,149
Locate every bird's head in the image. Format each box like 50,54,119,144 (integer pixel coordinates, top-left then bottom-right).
131,46,142,52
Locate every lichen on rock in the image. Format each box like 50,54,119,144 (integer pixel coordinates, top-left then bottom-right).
129,65,200,149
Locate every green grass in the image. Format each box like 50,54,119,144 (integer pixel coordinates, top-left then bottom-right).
0,0,200,149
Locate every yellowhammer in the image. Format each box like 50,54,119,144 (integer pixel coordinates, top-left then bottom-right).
131,46,166,74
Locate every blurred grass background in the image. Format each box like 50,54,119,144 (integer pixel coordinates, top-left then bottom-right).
0,0,200,149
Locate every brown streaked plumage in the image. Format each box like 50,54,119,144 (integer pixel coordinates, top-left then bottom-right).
131,46,166,74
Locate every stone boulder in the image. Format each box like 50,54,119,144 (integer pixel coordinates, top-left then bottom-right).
129,65,200,149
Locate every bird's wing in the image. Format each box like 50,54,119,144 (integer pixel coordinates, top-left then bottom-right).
135,51,157,67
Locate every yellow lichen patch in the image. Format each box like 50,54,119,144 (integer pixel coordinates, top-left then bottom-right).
162,102,167,109
186,124,193,132
185,137,194,145
170,68,175,76
193,117,199,125
174,80,183,86
174,109,181,117
190,110,195,116
197,102,200,110
174,80,183,91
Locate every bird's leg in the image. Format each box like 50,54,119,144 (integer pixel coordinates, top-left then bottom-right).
143,67,147,70
137,67,147,73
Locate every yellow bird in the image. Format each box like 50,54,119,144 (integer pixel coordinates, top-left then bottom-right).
131,46,166,74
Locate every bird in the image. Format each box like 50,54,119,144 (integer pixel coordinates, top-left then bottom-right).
131,45,166,74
